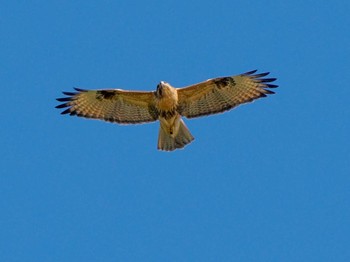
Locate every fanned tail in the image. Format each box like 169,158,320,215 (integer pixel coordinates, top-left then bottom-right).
157,119,194,151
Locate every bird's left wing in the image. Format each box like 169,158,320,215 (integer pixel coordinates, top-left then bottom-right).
56,88,158,124
177,70,278,118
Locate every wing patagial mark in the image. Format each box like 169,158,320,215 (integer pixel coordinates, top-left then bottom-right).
214,77,235,88
96,90,117,100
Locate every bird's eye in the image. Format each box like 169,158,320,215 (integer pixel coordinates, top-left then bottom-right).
157,84,162,96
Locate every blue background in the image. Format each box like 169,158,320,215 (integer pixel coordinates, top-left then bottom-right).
1,0,349,261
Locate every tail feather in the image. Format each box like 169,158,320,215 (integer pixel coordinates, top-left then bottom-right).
157,119,194,151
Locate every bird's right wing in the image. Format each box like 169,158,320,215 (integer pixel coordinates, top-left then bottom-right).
56,88,159,124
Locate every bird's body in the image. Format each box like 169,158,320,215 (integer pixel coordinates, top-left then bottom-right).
153,82,194,150
56,70,278,151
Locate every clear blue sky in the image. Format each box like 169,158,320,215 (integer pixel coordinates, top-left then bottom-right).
1,0,349,261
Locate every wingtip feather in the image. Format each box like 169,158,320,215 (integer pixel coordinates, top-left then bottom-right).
62,91,77,96
253,72,270,78
55,103,69,109
243,69,258,75
266,84,278,88
56,97,71,102
74,87,87,92
61,108,71,115
260,78,277,83
264,89,275,95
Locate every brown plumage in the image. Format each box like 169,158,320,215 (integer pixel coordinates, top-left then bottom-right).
56,70,278,151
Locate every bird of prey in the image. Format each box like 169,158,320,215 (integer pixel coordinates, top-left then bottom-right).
56,70,277,151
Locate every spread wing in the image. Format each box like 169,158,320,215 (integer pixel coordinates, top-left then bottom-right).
56,88,159,124
177,70,278,118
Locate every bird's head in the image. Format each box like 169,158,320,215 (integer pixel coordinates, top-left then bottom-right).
156,81,171,98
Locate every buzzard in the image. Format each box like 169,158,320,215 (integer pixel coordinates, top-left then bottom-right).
56,70,277,151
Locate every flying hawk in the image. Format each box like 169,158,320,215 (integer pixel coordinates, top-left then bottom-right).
56,70,277,151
